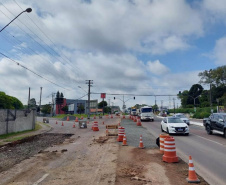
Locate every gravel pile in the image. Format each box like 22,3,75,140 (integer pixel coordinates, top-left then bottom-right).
120,119,158,148
0,133,73,172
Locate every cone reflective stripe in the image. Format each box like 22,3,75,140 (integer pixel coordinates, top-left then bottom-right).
122,134,128,146
186,156,200,183
139,135,145,149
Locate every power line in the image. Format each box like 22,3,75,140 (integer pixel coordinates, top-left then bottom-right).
0,52,70,90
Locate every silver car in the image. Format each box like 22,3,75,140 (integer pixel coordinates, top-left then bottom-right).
174,113,190,125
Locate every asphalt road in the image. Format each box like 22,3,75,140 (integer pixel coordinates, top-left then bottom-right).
141,116,226,185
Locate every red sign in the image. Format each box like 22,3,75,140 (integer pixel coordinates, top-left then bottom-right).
101,93,106,99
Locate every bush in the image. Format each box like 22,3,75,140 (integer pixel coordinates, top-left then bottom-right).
193,112,210,119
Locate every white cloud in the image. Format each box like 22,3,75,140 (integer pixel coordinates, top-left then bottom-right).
213,37,226,65
147,60,170,75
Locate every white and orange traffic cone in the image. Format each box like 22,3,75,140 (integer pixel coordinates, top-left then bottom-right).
122,134,128,146
62,122,64,126
56,121,58,124
73,122,76,128
138,135,145,149
75,117,78,122
66,116,69,121
186,156,200,183
118,122,121,126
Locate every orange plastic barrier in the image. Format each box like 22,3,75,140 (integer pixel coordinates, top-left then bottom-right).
138,135,145,149
162,136,178,163
136,118,142,126
159,133,169,154
92,122,99,131
186,156,200,183
117,127,125,142
122,134,128,146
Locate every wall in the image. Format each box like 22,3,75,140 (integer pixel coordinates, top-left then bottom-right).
0,109,36,135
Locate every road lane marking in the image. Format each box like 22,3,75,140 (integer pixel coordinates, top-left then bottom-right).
192,134,225,146
32,173,49,185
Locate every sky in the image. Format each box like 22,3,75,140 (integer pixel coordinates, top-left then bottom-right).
0,0,226,110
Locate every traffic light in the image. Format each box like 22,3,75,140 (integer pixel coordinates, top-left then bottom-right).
134,97,135,100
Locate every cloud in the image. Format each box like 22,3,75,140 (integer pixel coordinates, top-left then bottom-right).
213,37,226,65
147,60,170,75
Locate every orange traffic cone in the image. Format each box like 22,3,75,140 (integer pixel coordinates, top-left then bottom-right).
186,156,200,183
66,116,69,121
118,122,121,126
75,117,78,122
137,118,142,126
73,123,76,128
122,134,128,146
123,115,125,119
111,115,113,118
62,122,64,126
103,121,104,125
81,116,83,120
94,115,96,119
56,121,58,124
138,135,145,149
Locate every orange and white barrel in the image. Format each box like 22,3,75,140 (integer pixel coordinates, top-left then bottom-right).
117,127,125,142
162,136,178,163
159,133,169,154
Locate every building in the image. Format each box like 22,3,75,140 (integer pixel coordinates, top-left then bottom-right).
54,98,98,115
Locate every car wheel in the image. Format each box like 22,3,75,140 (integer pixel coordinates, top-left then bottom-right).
167,128,169,134
224,129,226,138
206,125,212,135
185,133,189,136
161,125,164,132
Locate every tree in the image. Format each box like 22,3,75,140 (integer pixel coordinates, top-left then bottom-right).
41,104,51,114
29,98,37,108
178,90,189,108
77,104,85,114
0,91,23,109
61,105,68,112
98,101,107,108
187,84,203,105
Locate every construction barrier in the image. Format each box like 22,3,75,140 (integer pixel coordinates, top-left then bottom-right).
106,125,118,136
117,127,125,142
162,136,178,163
136,118,142,126
186,156,200,183
159,133,169,154
122,134,128,146
92,122,99,131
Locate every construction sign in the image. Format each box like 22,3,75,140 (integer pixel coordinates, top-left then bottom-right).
101,93,106,99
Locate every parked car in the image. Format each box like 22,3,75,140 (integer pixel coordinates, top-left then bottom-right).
174,113,190,125
161,117,189,135
205,113,226,137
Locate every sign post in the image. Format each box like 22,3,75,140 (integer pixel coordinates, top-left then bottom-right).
101,93,106,115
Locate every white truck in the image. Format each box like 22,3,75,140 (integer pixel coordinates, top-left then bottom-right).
139,106,154,122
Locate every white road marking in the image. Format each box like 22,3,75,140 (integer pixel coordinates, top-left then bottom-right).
32,173,49,185
192,134,225,146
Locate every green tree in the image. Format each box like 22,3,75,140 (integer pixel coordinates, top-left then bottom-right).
77,104,85,114
41,104,51,114
187,84,203,105
0,92,23,109
61,105,68,112
98,101,107,108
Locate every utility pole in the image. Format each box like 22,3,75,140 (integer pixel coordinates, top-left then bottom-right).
161,100,163,112
86,80,93,119
173,98,175,114
39,87,42,112
27,87,30,110
155,96,157,105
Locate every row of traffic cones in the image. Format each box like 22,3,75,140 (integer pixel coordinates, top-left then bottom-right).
118,133,145,149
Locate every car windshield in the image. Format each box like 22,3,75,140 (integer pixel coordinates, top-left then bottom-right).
141,108,152,113
219,115,226,121
176,114,186,118
168,118,184,123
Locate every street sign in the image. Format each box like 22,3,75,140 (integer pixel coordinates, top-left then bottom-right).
101,93,106,98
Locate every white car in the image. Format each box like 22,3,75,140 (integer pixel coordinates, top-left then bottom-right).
174,113,190,125
161,117,189,135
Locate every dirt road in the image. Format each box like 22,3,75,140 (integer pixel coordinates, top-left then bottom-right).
0,116,208,185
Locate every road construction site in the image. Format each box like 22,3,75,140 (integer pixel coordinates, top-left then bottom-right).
0,115,209,185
